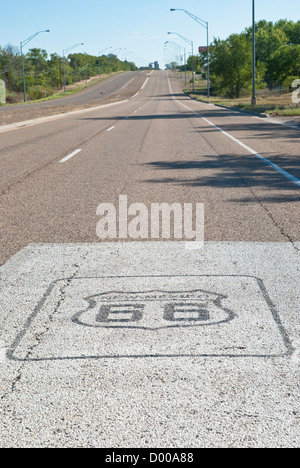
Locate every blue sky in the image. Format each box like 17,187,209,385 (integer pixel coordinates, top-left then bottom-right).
0,0,299,68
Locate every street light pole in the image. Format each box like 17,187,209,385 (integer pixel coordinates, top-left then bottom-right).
168,32,194,92
251,0,257,106
111,48,122,54
165,41,181,72
20,42,26,102
98,47,112,74
170,8,210,98
20,30,50,102
63,43,84,93
164,42,177,70
184,47,187,86
85,52,88,84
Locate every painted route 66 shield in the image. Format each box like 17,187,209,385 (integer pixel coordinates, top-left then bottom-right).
72,289,235,330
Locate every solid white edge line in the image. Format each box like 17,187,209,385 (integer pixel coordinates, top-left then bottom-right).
141,77,149,90
59,149,82,163
166,72,300,188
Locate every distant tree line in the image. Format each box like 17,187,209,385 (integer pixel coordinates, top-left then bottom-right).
0,46,137,102
169,19,300,98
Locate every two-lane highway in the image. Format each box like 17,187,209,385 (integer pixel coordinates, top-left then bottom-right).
0,70,299,448
0,71,147,126
0,70,299,265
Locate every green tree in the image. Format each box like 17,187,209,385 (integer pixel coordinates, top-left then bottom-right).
245,20,289,87
275,19,300,45
256,26,288,64
0,44,22,92
267,44,300,86
48,53,62,89
165,62,178,71
98,54,110,74
68,53,86,81
0,42,138,101
186,55,201,74
27,48,48,86
210,34,252,97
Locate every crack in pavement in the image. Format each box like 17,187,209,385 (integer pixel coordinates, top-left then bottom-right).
1,260,83,400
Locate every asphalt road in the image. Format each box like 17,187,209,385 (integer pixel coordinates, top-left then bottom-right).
0,71,146,125
0,70,299,263
0,70,299,448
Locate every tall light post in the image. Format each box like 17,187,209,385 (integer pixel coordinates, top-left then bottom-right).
183,47,187,85
168,32,194,92
117,48,127,59
99,46,112,56
63,43,84,93
171,8,210,98
20,30,50,102
111,48,122,54
165,41,180,68
98,47,112,74
124,52,135,68
165,41,184,79
85,52,88,85
164,43,175,69
126,52,135,61
121,50,133,61
251,0,257,105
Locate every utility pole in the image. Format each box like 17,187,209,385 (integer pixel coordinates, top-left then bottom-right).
251,0,257,106
170,9,210,98
168,32,194,93
63,43,84,93
20,30,50,102
59,58,62,90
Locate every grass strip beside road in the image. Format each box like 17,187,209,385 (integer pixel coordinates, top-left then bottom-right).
185,86,300,117
179,72,300,117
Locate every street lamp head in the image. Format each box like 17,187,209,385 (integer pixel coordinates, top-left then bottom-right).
170,9,176,12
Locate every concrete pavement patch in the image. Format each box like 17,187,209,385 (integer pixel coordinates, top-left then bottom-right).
0,242,299,447
8,274,291,361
